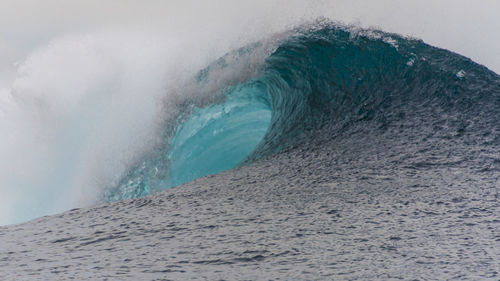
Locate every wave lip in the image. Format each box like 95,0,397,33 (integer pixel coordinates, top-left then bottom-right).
251,24,500,158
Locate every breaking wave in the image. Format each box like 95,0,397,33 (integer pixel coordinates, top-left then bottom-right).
107,22,500,201
1,22,499,225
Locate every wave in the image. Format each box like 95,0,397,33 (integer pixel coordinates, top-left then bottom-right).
1,21,499,225
106,22,500,202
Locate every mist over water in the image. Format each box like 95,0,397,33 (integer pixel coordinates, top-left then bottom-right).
0,32,173,224
1,0,499,225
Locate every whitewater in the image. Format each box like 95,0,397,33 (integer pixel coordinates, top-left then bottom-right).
1,1,499,280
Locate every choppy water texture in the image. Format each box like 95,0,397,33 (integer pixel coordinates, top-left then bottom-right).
1,24,499,280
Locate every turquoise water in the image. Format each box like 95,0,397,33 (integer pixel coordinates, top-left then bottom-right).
105,80,272,201
166,83,271,187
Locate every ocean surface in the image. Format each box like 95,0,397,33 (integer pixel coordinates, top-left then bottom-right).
1,23,499,280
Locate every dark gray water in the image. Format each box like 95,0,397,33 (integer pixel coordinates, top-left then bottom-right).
1,116,499,280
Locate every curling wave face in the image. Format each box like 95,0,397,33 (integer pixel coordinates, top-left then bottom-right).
106,23,500,202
